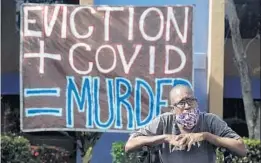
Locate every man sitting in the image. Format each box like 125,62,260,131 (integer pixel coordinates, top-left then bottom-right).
125,85,246,163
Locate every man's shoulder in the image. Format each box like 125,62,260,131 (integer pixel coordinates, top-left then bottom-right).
200,112,225,126
156,112,174,120
202,112,222,120
159,112,174,117
150,112,175,127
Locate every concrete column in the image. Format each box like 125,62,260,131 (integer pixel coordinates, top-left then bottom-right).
207,0,225,117
80,0,93,5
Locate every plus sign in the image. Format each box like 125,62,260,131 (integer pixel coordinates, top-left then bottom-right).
24,40,61,74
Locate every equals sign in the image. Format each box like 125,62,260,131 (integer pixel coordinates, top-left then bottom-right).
24,88,60,97
24,87,62,117
25,107,62,117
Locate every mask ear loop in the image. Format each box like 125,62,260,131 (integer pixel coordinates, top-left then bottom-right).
171,108,177,116
169,104,176,114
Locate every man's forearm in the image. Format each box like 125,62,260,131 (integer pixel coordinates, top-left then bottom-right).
125,135,167,152
203,132,247,157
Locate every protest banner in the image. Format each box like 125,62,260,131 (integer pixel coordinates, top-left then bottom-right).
20,4,193,132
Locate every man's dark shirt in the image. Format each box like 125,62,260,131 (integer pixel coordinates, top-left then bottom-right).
129,112,241,163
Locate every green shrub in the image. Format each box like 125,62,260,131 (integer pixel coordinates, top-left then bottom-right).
31,145,71,163
1,134,71,163
111,138,261,163
111,141,138,163
216,138,261,163
1,134,35,163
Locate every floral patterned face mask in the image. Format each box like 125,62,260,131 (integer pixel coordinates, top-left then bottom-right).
175,108,200,130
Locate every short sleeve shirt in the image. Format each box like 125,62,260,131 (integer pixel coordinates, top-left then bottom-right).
129,112,241,163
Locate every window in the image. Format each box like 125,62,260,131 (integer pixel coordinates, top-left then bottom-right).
223,98,261,138
225,0,260,39
223,98,248,137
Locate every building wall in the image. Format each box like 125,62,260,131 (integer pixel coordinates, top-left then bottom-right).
1,0,20,73
207,0,224,117
1,0,21,95
224,39,260,99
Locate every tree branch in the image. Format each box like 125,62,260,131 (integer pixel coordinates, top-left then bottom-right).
225,0,258,139
225,0,245,61
244,29,260,58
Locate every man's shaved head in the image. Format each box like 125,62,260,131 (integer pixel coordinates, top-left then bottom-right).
169,85,194,105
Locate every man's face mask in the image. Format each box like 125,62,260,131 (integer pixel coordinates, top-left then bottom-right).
175,108,200,130
171,97,200,130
